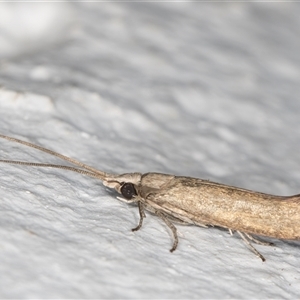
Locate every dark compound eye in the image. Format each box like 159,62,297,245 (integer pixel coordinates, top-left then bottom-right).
120,183,137,200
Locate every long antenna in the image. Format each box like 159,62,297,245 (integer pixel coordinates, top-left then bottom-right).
0,134,111,181
0,159,103,179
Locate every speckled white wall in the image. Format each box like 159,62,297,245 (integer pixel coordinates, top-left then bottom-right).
0,2,299,298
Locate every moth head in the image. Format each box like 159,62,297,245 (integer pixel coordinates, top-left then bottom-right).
103,172,142,200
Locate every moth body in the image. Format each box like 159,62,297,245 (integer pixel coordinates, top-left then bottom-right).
1,133,299,261
105,172,300,241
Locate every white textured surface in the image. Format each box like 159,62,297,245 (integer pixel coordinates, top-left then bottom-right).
0,2,300,299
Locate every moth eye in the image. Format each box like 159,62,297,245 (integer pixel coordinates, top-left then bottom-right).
120,183,137,200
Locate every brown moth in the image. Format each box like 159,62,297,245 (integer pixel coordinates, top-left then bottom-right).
0,133,299,261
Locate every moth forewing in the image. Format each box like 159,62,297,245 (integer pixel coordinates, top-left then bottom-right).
142,176,300,239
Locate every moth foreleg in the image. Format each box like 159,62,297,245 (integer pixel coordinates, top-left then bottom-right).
117,196,138,204
155,210,178,253
132,202,146,232
237,231,266,262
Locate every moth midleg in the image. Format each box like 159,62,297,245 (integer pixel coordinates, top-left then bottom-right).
155,210,178,252
132,202,146,232
237,231,266,262
244,233,274,246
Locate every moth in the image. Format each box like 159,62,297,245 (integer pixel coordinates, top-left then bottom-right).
0,134,299,261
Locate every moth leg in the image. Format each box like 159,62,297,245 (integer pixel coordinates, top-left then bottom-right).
132,202,146,232
244,233,274,246
155,211,178,253
117,196,138,204
237,231,266,262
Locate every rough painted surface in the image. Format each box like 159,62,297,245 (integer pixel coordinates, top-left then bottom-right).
0,2,299,298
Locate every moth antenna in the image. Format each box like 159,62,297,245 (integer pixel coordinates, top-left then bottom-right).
0,159,104,179
0,134,111,181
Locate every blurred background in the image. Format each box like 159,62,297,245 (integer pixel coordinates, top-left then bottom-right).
0,2,299,299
